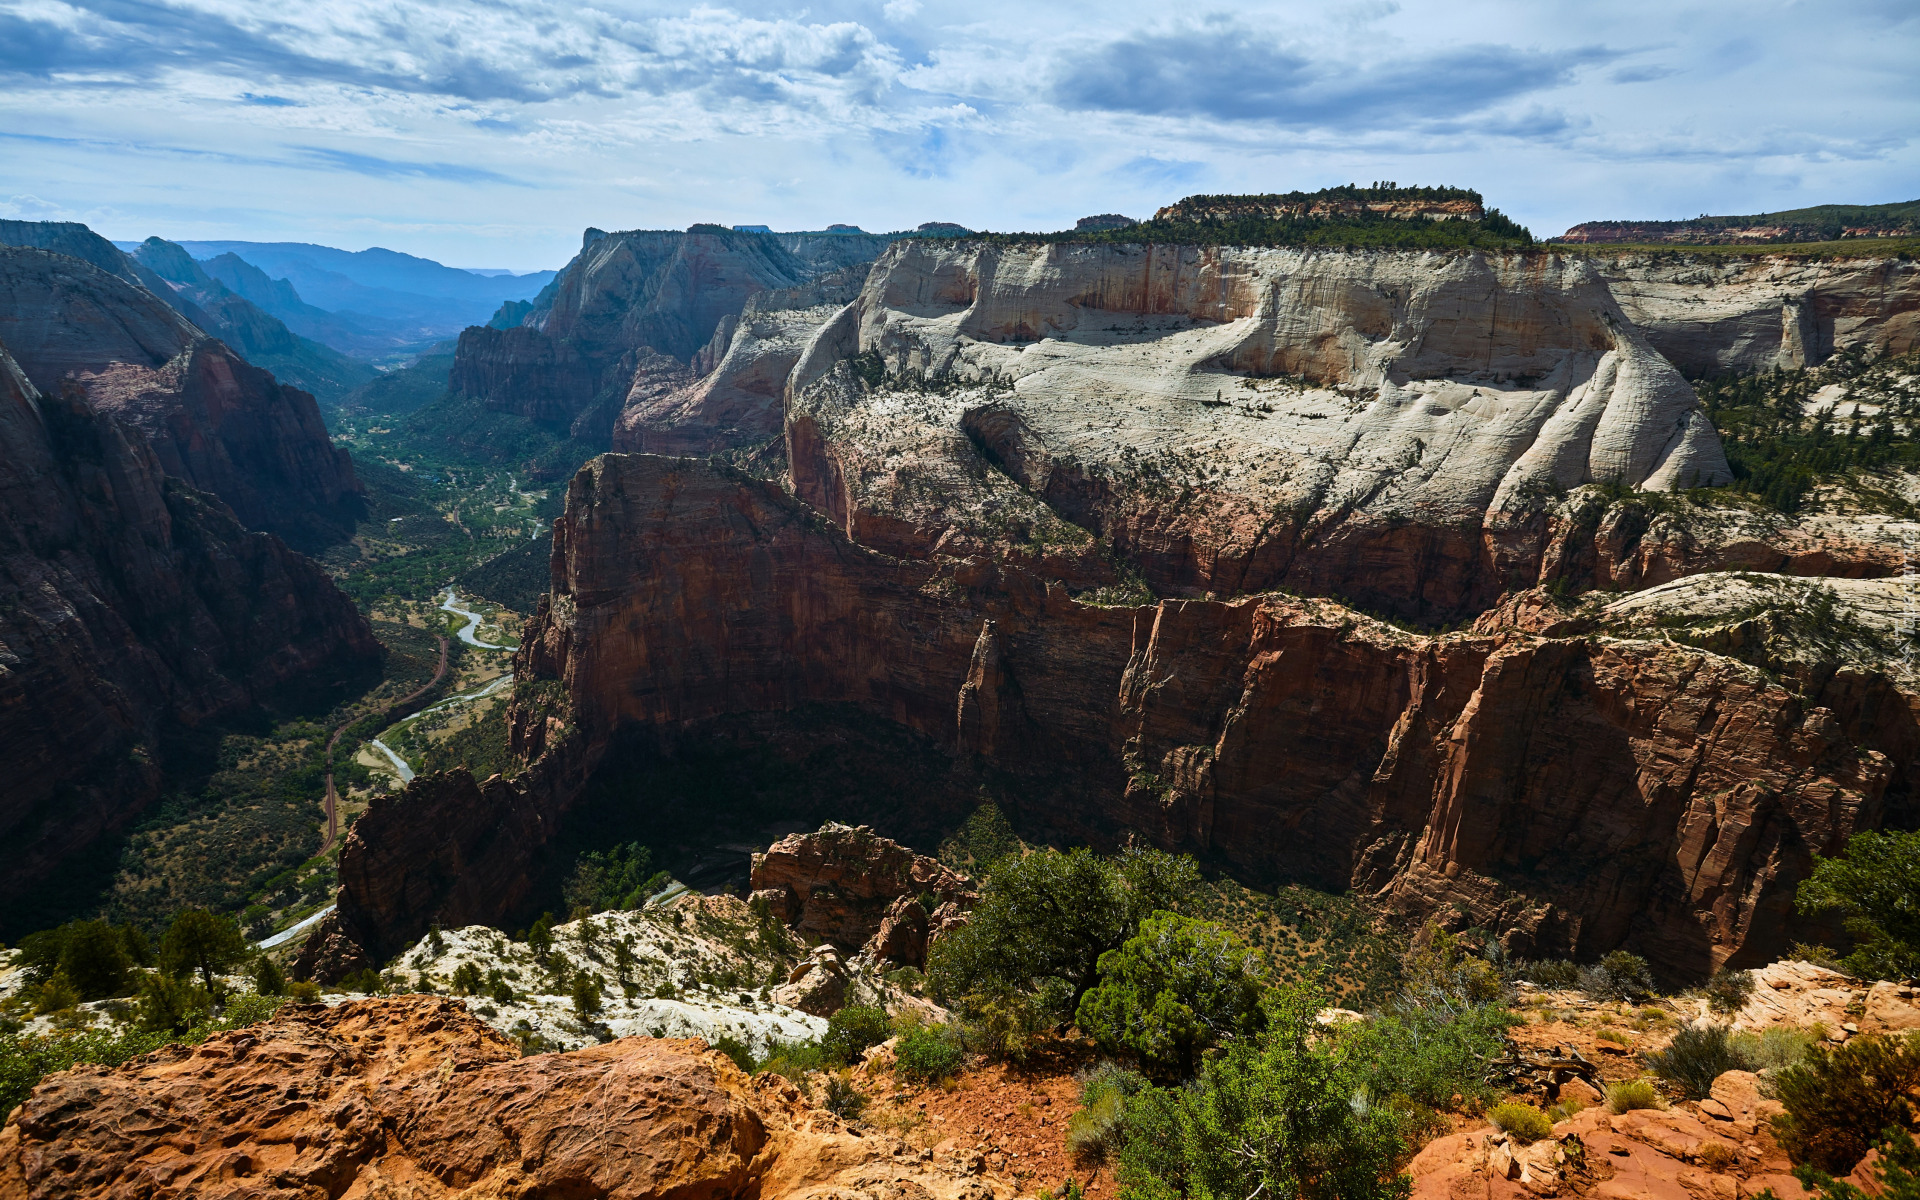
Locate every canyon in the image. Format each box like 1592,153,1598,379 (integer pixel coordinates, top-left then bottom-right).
287,232,1920,987
0,345,376,916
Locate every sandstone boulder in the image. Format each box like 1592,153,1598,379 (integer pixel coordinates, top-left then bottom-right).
0,996,1012,1200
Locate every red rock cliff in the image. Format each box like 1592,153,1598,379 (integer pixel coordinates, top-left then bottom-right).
0,245,361,550
0,344,378,928
507,452,1914,978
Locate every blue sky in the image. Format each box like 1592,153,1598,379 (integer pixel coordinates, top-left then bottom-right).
1,0,1914,271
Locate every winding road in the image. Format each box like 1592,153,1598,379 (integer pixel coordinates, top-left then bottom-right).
320,633,447,853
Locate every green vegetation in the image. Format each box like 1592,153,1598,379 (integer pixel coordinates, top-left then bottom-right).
1076,913,1266,1080
1606,1079,1664,1113
927,845,1199,1022
893,1019,967,1084
1793,1127,1920,1200
1488,1103,1553,1144
159,909,248,994
0,991,288,1118
1695,348,1920,514
561,843,667,916
1116,983,1414,1200
972,185,1534,251
821,1005,892,1065
1067,1062,1150,1162
1798,828,1920,980
937,801,1023,872
1772,1032,1920,1174
1646,1023,1743,1099
1194,878,1405,1006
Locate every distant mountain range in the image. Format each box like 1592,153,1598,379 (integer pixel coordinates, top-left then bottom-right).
111,239,557,363
1555,199,1920,245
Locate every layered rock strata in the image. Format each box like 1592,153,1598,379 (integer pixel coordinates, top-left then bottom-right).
508,452,1915,977
453,227,886,432
0,345,377,920
0,996,1010,1200
0,245,361,549
750,823,973,952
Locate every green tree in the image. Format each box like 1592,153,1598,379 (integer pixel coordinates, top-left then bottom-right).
1798,829,1920,980
1076,913,1266,1080
251,955,286,997
823,1005,893,1065
159,909,249,994
16,921,134,999
563,843,662,913
1117,983,1411,1200
571,972,603,1016
1773,1032,1920,1174
928,846,1199,1018
1794,1127,1920,1200
136,971,211,1035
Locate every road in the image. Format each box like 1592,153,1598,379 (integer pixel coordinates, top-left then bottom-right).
257,904,335,950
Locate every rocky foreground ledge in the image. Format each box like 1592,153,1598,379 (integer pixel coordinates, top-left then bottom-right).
0,996,1006,1200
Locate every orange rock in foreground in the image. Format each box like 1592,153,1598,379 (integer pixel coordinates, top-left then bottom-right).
0,997,1008,1200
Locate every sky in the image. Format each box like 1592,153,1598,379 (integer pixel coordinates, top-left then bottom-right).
1,0,1915,272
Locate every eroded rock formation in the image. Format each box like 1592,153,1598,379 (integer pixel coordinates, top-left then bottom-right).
503,453,1914,977
453,227,888,434
0,244,361,549
0,345,377,923
0,996,1011,1200
750,824,973,952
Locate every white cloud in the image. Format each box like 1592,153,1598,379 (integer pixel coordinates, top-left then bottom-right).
0,0,1911,268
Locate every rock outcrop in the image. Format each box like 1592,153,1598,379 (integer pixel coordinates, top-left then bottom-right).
0,996,1011,1200
453,227,887,434
0,244,362,549
0,344,377,924
507,452,1915,977
1595,252,1920,374
750,824,973,953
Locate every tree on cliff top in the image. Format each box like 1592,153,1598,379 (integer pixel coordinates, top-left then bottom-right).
1797,828,1920,981
159,909,249,994
927,845,1199,1020
1076,912,1267,1080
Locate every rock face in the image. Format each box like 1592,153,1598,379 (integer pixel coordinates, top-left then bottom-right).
0,244,362,550
0,345,378,922
750,824,973,953
778,241,1735,621
452,227,886,435
1595,252,1920,374
509,452,1915,977
613,272,866,456
0,996,1011,1200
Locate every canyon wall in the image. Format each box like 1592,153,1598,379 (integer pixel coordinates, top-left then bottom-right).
0,345,378,921
0,245,362,550
499,453,1912,978
452,227,886,436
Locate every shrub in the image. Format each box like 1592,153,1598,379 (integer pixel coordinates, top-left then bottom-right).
1772,1032,1920,1174
822,1069,869,1120
486,968,515,1004
822,1005,892,1066
962,985,1064,1064
1581,952,1656,1002
894,1021,965,1084
1115,983,1410,1200
252,956,286,997
1704,970,1755,1015
1346,999,1517,1109
1402,924,1503,1004
1068,1062,1149,1163
1792,1126,1920,1200
1514,960,1580,988
339,967,385,995
1647,1024,1743,1099
32,974,80,1015
1076,913,1266,1080
927,846,1198,1019
1789,943,1848,972
1698,1141,1739,1173
711,1033,756,1074
1731,1026,1816,1072
760,1037,829,1092
1489,1103,1553,1144
1798,829,1920,980
136,971,211,1035
287,980,322,1003
17,921,134,1000
1606,1079,1664,1113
